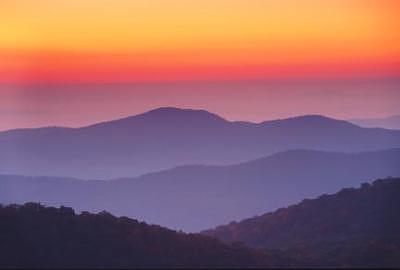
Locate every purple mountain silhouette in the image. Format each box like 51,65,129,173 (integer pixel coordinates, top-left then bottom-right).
350,114,400,129
202,177,400,264
1,107,400,179
1,149,399,232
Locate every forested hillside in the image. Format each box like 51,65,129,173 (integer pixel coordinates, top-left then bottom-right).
204,177,400,268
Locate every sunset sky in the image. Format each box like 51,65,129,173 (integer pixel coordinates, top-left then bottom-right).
0,0,399,130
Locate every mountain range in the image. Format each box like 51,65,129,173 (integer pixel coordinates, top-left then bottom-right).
350,115,400,129
1,107,400,179
1,148,399,232
0,203,272,268
2,177,399,268
203,177,400,267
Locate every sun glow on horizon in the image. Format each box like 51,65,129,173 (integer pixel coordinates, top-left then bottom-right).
0,0,399,83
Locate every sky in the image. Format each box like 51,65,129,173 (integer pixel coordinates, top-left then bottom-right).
0,0,399,130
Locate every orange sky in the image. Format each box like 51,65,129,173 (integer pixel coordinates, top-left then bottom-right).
0,0,399,83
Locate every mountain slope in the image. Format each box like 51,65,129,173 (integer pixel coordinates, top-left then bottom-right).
203,177,400,268
350,115,400,129
1,107,400,179
0,203,278,268
1,149,399,232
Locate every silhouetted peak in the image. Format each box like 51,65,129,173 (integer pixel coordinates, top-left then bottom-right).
261,114,358,128
84,107,228,130
141,107,226,121
290,114,334,121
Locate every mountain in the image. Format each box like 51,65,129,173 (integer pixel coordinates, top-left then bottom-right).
1,107,400,179
203,177,400,268
3,180,399,269
350,115,400,130
0,203,278,268
1,149,399,232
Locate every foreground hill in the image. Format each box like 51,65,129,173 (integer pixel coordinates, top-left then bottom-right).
1,149,399,232
1,107,400,179
2,179,399,268
203,177,400,267
0,203,276,268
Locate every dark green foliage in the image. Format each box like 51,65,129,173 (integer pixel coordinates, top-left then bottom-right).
204,177,400,268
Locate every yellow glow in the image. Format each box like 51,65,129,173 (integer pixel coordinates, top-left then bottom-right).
0,0,399,81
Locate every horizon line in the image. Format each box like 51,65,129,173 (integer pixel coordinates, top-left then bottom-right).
0,106,373,133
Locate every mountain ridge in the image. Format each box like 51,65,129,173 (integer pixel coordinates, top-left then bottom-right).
2,178,400,268
201,177,400,267
202,177,400,250
350,114,400,130
0,107,363,133
0,202,275,268
1,107,400,179
1,148,399,232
